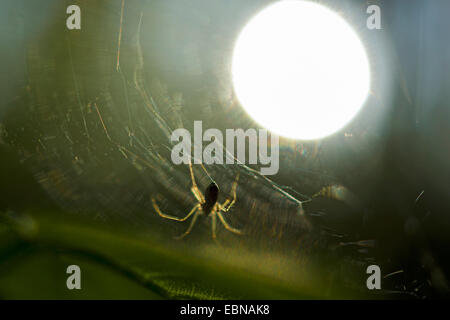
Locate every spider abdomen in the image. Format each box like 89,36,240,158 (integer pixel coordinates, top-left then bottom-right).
202,182,219,215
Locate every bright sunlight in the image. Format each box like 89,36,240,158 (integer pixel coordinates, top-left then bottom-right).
232,0,371,140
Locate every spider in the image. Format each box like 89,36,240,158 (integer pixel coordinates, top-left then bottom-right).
152,163,243,239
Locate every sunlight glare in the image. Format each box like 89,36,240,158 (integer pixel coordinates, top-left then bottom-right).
232,0,371,140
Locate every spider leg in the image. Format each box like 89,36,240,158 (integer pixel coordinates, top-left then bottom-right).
211,210,217,240
220,173,239,212
189,162,205,204
175,210,201,240
217,211,243,235
152,197,200,222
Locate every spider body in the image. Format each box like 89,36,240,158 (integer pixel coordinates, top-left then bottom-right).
152,163,242,239
203,182,219,215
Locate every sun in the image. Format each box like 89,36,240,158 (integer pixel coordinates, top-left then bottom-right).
232,0,371,140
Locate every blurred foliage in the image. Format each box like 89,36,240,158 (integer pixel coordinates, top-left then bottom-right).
0,209,367,299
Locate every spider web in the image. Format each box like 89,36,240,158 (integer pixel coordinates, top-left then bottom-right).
4,0,326,233
2,0,442,299
4,0,383,262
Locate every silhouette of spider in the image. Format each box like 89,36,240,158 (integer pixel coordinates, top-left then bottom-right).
152,163,242,239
